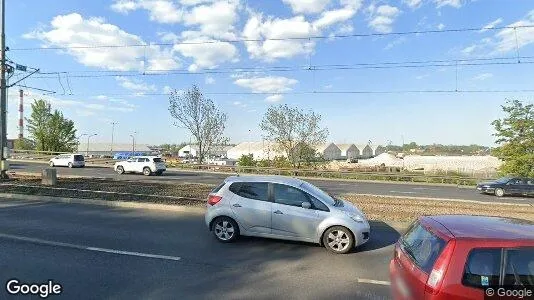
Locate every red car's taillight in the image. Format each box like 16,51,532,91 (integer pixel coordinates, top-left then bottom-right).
425,240,456,295
207,195,222,206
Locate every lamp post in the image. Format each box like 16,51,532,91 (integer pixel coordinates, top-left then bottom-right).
77,134,87,153
110,122,117,157
129,132,136,157
86,134,97,157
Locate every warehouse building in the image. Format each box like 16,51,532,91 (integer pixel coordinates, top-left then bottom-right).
178,144,233,158
315,143,342,160
227,141,285,160
77,143,153,157
336,143,360,159
356,144,374,159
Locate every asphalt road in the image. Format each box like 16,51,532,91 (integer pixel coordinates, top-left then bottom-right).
9,161,534,204
0,197,400,299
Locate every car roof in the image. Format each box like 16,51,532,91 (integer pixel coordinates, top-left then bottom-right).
224,175,306,187
424,215,534,240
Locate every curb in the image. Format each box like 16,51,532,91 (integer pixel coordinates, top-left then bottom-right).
0,193,206,214
348,193,533,207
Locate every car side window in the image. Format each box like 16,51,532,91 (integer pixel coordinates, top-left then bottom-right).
309,195,329,212
462,249,501,289
273,184,310,207
503,248,534,286
509,179,523,185
229,182,269,201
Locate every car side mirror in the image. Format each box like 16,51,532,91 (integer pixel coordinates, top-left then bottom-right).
301,202,311,209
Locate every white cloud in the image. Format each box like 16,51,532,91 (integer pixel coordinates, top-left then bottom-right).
415,74,429,80
24,13,180,71
384,36,407,50
282,0,332,14
173,33,239,71
205,76,216,84
437,23,445,30
480,18,503,32
111,0,183,24
183,0,239,39
234,76,298,93
115,76,157,92
368,5,401,33
313,5,360,29
265,94,284,102
403,0,422,9
435,0,462,8
472,73,493,81
162,85,173,94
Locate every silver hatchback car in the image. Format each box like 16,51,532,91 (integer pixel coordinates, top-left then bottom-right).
205,175,370,254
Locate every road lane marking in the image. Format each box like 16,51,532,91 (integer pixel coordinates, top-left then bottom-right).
357,278,391,286
388,191,417,194
0,233,182,262
412,187,441,191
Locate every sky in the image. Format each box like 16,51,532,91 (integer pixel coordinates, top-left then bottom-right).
4,0,534,147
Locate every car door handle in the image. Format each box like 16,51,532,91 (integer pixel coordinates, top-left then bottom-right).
274,210,283,214
232,204,242,208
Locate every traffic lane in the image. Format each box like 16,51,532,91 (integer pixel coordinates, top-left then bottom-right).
12,161,532,203
0,198,396,299
0,240,392,300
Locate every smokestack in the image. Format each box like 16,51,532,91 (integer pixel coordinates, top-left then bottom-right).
18,89,23,139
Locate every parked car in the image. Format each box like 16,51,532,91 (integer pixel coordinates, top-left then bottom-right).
390,215,534,300
204,175,370,254
49,154,85,168
114,156,166,176
476,177,534,197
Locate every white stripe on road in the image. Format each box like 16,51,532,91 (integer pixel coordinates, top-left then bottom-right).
388,191,417,194
357,278,391,286
0,233,181,262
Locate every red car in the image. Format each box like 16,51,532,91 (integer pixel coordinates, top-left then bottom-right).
390,215,534,300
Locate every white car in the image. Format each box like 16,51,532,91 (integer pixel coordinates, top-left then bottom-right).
49,154,85,168
114,156,166,176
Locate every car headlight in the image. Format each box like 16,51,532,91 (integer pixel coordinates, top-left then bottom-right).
482,185,491,188
344,211,365,223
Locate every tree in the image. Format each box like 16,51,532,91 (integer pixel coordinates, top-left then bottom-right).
26,99,78,152
260,104,328,168
168,85,228,163
14,138,35,150
491,99,534,177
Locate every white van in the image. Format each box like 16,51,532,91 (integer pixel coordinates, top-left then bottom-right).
49,154,85,168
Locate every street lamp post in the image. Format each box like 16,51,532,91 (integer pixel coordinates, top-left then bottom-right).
85,133,97,156
86,134,97,157
76,134,88,153
129,133,136,157
111,122,117,157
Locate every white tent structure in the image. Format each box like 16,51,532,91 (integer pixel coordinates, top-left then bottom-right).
178,145,198,158
336,143,360,159
315,143,342,160
227,141,284,160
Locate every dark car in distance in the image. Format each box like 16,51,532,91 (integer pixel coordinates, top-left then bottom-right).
476,177,534,197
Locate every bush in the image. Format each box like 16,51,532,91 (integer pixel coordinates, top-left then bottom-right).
237,154,255,167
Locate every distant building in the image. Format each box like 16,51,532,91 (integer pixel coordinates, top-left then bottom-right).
227,141,284,160
356,144,374,159
336,143,360,159
178,144,234,158
371,145,387,156
315,143,342,160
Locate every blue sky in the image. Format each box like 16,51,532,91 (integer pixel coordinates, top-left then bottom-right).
4,0,534,146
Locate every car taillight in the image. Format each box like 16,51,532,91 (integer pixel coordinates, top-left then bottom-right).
207,195,222,206
425,240,456,295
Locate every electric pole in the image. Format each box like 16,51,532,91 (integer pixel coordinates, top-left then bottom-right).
111,122,117,157
0,0,8,179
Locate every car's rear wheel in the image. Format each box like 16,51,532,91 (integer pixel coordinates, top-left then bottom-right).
323,226,354,254
212,217,239,243
495,188,505,197
68,162,73,168
116,166,125,174
143,167,151,176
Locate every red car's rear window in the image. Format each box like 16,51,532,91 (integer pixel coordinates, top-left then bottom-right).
401,222,446,273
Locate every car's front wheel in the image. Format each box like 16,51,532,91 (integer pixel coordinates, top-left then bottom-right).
323,226,354,254
68,162,73,168
143,167,151,176
495,188,505,197
49,161,54,167
116,166,125,174
212,217,239,243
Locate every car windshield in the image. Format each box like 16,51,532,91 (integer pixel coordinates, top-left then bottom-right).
301,182,335,206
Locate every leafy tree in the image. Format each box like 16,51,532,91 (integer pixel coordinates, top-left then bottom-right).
491,99,534,177
14,138,36,150
26,99,78,152
260,104,328,168
169,85,228,163
237,154,255,167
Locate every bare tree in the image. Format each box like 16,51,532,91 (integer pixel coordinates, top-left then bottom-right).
169,85,228,163
260,104,328,167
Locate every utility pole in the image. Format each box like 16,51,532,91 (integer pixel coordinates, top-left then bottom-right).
129,134,136,157
86,134,97,157
110,122,117,157
0,0,8,179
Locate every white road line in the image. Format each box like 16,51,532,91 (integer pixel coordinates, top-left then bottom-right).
357,278,391,286
0,233,181,262
388,191,418,194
